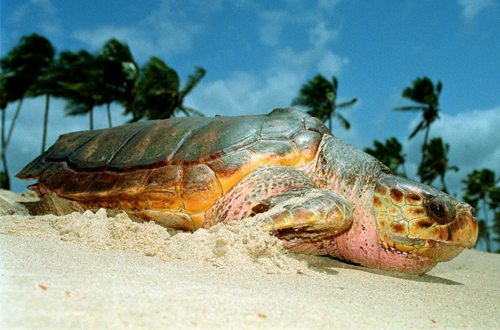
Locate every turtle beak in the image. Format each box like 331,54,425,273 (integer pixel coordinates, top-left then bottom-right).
453,204,479,249
417,203,478,261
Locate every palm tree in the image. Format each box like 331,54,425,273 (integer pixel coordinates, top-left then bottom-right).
0,33,55,188
26,44,56,152
492,211,500,252
393,77,442,176
0,77,22,189
364,137,407,176
135,56,206,120
98,39,139,125
53,50,104,130
418,137,458,193
292,74,357,131
462,169,500,252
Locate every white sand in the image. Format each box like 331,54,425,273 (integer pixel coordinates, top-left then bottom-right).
1,190,499,329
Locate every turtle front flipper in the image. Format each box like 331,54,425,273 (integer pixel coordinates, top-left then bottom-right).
205,166,353,240
254,189,353,240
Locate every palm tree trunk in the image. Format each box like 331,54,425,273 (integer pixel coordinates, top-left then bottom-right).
419,126,431,182
1,152,9,190
1,109,10,190
42,94,50,153
106,103,112,128
0,96,25,189
5,97,24,150
131,105,138,122
482,199,491,252
440,175,448,194
1,109,5,154
0,97,24,161
90,107,94,130
127,94,138,122
178,106,189,117
401,163,407,177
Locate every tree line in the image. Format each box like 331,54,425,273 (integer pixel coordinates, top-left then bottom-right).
1,34,499,252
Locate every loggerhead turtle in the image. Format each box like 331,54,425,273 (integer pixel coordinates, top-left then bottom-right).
16,107,478,274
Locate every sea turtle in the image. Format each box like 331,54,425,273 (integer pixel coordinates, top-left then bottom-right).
16,107,478,274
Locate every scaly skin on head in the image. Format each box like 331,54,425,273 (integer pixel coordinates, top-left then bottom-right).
371,175,477,272
288,135,478,274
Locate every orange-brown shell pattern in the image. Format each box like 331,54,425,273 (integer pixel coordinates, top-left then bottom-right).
15,108,330,230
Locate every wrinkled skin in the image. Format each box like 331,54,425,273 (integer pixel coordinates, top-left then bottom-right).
16,108,478,274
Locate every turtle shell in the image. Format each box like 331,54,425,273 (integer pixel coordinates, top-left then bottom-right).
16,107,330,216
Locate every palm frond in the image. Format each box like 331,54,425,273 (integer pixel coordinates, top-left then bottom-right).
180,66,206,96
409,120,425,139
337,97,357,109
393,106,426,111
334,113,351,130
178,106,205,117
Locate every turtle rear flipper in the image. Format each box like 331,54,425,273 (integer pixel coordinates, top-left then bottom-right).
22,184,86,216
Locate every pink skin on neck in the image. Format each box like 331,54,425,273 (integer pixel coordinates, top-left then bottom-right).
284,184,438,274
328,187,437,274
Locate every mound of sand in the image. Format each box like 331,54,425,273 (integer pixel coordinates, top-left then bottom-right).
1,190,499,329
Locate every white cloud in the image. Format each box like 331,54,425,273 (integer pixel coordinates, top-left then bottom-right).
457,0,495,20
72,21,198,62
259,11,341,48
318,0,341,10
258,5,345,77
259,10,289,46
186,68,305,118
274,44,348,77
263,11,346,76
402,105,500,195
317,51,349,77
184,63,360,146
184,5,351,141
72,26,145,52
9,0,62,39
71,0,204,62
434,107,500,169
11,0,56,22
308,21,340,48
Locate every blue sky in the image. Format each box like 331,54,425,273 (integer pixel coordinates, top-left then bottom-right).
2,0,500,199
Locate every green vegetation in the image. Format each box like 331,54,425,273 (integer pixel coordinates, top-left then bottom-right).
393,77,442,181
462,169,500,252
134,57,205,120
292,74,357,131
364,137,407,177
418,137,458,194
0,34,55,189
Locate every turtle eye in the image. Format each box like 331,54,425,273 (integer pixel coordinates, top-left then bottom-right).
426,197,455,225
431,202,446,218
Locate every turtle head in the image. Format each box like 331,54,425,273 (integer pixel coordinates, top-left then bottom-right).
372,175,478,265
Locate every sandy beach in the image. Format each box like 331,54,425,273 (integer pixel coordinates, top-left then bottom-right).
1,189,499,329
